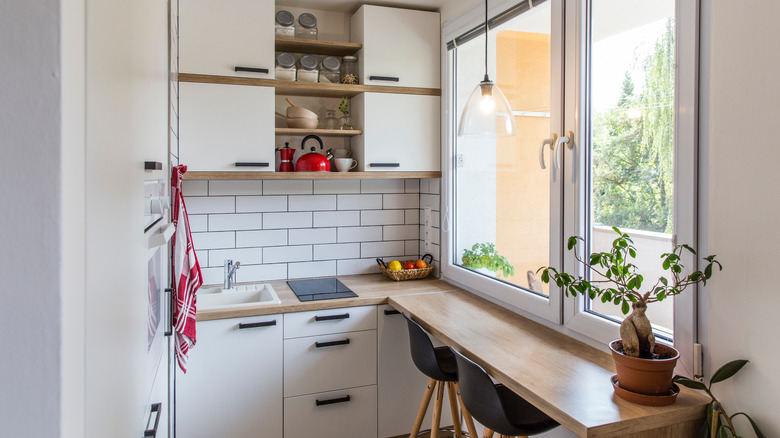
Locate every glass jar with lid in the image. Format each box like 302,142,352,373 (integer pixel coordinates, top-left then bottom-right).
275,10,295,37
319,57,341,84
295,13,318,40
275,52,296,81
297,54,319,82
340,56,358,84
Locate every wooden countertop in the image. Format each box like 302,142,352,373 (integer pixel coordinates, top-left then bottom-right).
388,290,710,438
196,274,461,321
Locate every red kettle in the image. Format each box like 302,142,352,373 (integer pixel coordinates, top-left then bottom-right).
296,135,332,172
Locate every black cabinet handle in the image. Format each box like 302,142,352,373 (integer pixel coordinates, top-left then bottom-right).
314,313,350,322
369,163,400,168
144,161,163,171
235,162,270,167
369,75,400,82
143,403,162,437
234,66,269,74
384,309,401,316
315,395,351,406
164,288,173,337
315,338,350,348
238,320,277,330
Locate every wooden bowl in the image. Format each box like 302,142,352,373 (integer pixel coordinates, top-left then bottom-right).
286,107,317,119
286,117,319,129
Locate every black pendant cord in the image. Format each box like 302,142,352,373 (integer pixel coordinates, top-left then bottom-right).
484,0,489,82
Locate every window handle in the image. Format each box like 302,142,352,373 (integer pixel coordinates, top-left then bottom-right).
554,131,573,170
539,133,558,169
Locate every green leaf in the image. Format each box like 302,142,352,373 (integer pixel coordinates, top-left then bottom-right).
673,376,708,391
567,236,580,250
663,259,671,270
657,290,666,301
635,275,643,289
628,247,636,258
541,270,549,283
627,277,636,290
612,226,621,235
660,277,668,286
705,264,713,278
710,360,749,386
731,413,765,438
621,300,630,314
613,296,621,305
717,425,728,438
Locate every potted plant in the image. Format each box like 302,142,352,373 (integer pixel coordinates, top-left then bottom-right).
537,227,721,402
462,242,515,278
338,97,353,130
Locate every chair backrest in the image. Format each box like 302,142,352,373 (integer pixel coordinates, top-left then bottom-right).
402,312,450,381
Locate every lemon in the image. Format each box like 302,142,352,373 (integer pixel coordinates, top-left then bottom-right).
388,260,402,271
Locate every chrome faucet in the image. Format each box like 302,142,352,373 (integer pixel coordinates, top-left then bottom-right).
224,259,241,289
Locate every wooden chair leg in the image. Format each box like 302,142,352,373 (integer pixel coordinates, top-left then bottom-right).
445,382,463,437
430,381,446,438
409,378,437,438
482,427,495,438
454,382,478,438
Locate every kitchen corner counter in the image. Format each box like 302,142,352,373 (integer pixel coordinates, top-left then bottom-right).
195,274,461,321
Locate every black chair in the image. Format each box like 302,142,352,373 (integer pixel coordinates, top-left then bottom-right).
403,312,478,438
451,348,559,438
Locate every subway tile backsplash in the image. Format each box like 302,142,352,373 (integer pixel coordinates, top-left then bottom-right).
184,178,441,284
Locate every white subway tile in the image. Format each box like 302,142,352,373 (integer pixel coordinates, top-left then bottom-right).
263,212,312,229
188,214,208,232
384,225,419,241
314,211,360,227
337,258,379,276
420,194,440,211
263,245,312,263
405,240,419,257
182,180,208,196
289,228,337,245
420,242,440,261
236,196,287,213
383,193,419,209
405,179,420,193
313,243,361,260
209,180,263,196
191,231,235,250
428,179,440,194
405,209,419,225
314,179,360,194
288,195,336,211
361,179,404,194
361,241,406,258
236,229,288,248
288,261,337,279
200,267,223,286
195,250,208,267
337,194,383,210
338,226,383,243
208,248,263,267
184,196,234,214
420,209,441,227
419,225,441,245
235,264,287,283
208,213,262,231
361,209,405,226
263,180,312,195
419,179,430,194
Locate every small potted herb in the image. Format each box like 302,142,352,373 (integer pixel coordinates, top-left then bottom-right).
462,242,515,278
338,97,353,130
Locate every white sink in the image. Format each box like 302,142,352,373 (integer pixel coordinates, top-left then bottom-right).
197,283,281,310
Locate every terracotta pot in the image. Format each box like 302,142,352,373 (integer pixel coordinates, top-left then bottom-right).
610,340,679,396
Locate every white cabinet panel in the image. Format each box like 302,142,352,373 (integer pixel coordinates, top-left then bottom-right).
179,0,274,78
177,315,283,438
284,305,377,339
179,82,274,171
284,385,378,438
352,93,441,172
351,5,440,89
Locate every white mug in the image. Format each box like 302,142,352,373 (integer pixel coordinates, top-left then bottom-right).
332,148,351,158
334,158,357,172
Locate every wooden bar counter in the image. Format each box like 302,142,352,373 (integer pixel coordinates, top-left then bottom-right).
389,290,709,438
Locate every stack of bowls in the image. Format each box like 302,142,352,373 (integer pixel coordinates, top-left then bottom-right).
286,107,318,129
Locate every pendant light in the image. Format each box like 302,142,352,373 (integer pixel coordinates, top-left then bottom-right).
457,0,517,137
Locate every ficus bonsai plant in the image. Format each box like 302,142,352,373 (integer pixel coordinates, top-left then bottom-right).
462,242,515,278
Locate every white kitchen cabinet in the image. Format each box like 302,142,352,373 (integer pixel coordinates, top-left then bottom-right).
177,315,283,438
179,0,274,78
179,82,275,171
352,93,441,172
284,385,378,438
351,5,440,89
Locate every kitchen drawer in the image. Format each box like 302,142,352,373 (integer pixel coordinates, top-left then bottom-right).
284,305,376,339
284,329,377,397
284,385,378,438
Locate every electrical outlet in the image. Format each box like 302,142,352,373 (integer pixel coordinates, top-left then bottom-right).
424,207,432,251
456,154,464,168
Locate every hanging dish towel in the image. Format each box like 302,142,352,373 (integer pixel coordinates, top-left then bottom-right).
171,165,203,373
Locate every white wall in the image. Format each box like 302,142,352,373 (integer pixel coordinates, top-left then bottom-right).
0,1,63,437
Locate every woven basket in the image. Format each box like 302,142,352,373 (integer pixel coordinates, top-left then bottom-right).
376,254,434,281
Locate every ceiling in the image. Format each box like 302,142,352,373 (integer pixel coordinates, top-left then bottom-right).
277,0,451,13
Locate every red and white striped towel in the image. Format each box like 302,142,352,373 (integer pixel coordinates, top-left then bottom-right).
171,165,203,373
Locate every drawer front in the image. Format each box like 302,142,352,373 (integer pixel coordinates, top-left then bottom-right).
284,305,377,339
284,330,377,397
284,385,377,438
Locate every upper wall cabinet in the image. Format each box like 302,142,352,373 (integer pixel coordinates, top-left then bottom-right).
351,6,440,89
179,0,274,79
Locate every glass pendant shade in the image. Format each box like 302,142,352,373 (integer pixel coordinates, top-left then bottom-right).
458,78,517,137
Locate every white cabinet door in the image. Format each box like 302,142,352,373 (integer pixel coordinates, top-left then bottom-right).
352,93,441,172
284,385,378,438
179,82,275,171
177,315,283,438
179,0,274,78
351,5,440,89
377,305,453,438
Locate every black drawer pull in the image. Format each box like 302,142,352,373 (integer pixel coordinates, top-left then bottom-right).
384,309,401,316
234,66,269,74
315,338,350,348
314,313,350,322
235,162,270,167
144,161,163,171
369,163,400,168
143,403,162,437
315,395,351,406
369,75,400,82
238,320,277,330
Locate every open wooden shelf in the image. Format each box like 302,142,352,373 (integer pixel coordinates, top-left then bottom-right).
183,171,442,180
178,74,441,98
275,36,362,56
275,128,362,137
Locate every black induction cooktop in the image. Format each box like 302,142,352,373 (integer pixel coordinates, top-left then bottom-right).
287,278,357,302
